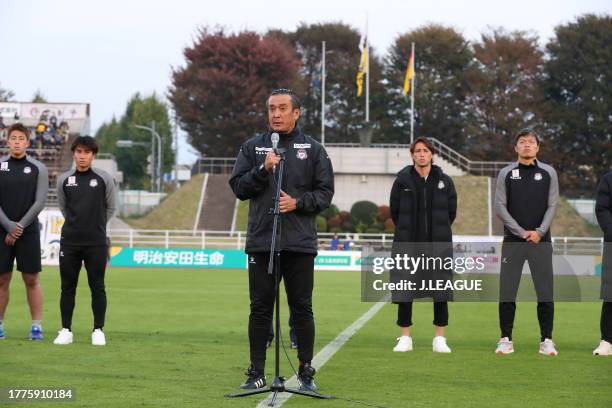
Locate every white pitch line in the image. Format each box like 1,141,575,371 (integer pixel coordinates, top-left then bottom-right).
256,301,386,408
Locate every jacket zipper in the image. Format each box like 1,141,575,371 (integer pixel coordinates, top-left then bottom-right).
423,181,428,237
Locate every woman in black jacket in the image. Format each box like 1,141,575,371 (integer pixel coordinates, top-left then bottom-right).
389,137,457,353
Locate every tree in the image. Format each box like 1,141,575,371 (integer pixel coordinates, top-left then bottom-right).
96,93,174,190
268,22,386,143
31,89,48,103
0,83,15,102
382,24,473,146
169,28,300,157
542,14,612,195
464,29,544,161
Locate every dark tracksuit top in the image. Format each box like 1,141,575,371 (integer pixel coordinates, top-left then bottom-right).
495,159,558,342
596,171,612,302
229,127,334,254
56,167,117,246
0,155,49,235
495,160,559,242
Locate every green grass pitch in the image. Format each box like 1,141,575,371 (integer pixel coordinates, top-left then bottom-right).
1,267,610,407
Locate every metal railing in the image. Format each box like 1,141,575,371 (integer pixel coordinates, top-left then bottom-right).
107,228,605,255
191,139,509,178
192,157,236,175
325,140,509,177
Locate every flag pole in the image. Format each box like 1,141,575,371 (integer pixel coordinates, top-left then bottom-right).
410,42,415,144
321,40,326,145
365,16,370,123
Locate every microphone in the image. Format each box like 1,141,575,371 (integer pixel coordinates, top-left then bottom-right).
271,132,280,172
271,132,279,153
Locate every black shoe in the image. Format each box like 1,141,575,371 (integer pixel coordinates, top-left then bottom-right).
239,366,266,390
298,363,317,392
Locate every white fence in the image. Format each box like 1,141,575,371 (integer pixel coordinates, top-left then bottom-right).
108,229,605,255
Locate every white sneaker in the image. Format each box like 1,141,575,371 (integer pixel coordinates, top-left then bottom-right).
539,338,558,356
495,337,514,354
92,329,106,346
432,336,451,353
393,336,413,352
53,328,73,345
593,340,612,356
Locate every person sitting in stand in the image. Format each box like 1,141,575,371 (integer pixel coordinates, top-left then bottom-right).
330,234,340,250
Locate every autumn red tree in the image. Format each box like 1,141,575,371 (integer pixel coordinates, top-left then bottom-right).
169,28,300,157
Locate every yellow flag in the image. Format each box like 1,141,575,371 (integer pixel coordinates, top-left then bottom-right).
402,47,415,96
356,35,368,97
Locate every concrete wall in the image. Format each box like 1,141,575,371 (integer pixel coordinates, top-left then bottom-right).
326,146,464,176
117,191,167,217
93,158,122,183
326,145,464,211
567,199,597,225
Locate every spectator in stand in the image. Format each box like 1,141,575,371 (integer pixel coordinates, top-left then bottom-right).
39,110,49,124
59,121,70,143
330,234,340,250
42,130,53,147
343,235,353,251
53,133,63,146
35,122,46,149
0,117,6,147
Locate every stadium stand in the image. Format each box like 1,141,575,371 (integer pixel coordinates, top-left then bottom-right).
0,102,92,206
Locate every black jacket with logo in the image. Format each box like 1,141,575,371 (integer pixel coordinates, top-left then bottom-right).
495,160,559,242
229,127,334,254
0,155,48,235
596,171,612,300
389,164,457,302
57,167,117,246
389,165,457,243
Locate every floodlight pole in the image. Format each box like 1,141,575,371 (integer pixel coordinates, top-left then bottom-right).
134,122,163,193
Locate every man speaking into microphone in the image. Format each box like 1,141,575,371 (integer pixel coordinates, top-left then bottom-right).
229,88,334,391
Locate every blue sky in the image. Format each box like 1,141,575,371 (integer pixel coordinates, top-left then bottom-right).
1,0,610,164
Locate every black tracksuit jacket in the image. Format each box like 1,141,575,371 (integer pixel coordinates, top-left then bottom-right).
229,127,334,254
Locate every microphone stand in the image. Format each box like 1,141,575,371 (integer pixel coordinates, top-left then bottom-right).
226,150,332,406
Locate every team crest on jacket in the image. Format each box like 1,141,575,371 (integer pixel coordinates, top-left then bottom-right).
24,166,32,174
296,149,307,160
510,169,521,180
0,162,9,171
90,179,98,187
438,180,445,189
534,172,542,181
67,176,77,186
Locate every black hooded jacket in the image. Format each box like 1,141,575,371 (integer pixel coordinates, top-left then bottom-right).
229,126,334,254
389,164,457,302
390,164,457,243
596,171,612,301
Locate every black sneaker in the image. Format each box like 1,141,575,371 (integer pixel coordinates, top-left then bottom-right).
298,363,317,392
240,366,266,390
